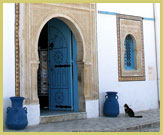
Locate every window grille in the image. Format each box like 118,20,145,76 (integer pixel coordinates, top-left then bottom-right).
124,35,135,70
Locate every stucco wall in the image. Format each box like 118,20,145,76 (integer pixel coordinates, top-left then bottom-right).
86,100,99,118
154,3,160,101
97,3,159,115
3,3,16,125
3,3,40,126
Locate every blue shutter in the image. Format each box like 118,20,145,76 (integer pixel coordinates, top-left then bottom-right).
124,35,135,70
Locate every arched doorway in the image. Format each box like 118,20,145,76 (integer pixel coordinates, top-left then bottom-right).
38,18,78,114
18,4,98,125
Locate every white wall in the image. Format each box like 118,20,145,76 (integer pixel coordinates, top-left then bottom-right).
86,100,99,118
3,4,40,126
24,104,40,125
97,3,159,115
97,3,154,18
154,3,160,101
3,3,16,125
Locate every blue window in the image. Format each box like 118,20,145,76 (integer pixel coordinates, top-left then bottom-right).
124,35,135,70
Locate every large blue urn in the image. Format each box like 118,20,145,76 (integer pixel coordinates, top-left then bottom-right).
6,97,28,130
103,92,119,117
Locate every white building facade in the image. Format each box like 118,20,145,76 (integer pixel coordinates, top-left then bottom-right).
3,3,160,126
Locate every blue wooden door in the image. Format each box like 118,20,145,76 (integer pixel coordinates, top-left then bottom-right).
48,18,78,111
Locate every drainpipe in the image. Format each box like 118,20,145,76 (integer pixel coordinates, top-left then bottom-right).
153,3,160,108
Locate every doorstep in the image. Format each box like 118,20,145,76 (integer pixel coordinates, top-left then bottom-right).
40,112,87,123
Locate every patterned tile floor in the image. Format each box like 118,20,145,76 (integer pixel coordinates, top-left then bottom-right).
4,109,160,132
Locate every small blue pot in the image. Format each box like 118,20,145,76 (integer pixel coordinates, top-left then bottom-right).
6,96,28,130
103,92,119,117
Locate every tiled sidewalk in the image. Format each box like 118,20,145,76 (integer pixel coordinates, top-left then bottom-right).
4,109,160,132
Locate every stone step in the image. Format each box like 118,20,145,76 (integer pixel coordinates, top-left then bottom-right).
40,112,87,124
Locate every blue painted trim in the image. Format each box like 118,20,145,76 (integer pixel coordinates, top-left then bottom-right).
98,11,117,15
98,10,155,21
143,17,155,21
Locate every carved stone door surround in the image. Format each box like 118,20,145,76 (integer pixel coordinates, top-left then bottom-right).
17,3,99,112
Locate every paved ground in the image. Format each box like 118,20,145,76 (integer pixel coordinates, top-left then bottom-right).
137,127,160,132
4,109,160,132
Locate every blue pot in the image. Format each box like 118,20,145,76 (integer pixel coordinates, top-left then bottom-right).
6,97,28,130
103,92,119,117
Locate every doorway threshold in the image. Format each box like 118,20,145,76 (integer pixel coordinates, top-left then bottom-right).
40,110,87,124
